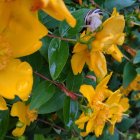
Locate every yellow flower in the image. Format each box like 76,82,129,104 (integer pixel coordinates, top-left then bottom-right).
71,8,125,80
32,0,76,27
95,8,125,62
0,36,33,109
11,101,38,137
0,0,48,57
71,31,107,80
75,73,129,137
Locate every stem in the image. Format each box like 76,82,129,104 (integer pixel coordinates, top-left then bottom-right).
34,71,77,100
37,119,66,132
47,34,77,42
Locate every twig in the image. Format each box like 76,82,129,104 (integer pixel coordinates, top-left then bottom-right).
34,71,77,100
47,34,77,42
37,119,66,132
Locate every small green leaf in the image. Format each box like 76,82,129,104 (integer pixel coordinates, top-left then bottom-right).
133,50,140,64
0,110,9,140
38,91,65,114
30,81,55,110
123,62,137,88
48,38,69,80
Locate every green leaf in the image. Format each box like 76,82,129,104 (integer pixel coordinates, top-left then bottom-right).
39,37,51,61
123,62,137,88
59,9,89,37
133,50,140,64
48,38,69,80
136,68,140,74
63,97,70,125
30,81,55,110
0,110,9,140
104,0,136,11
34,134,46,140
117,117,136,131
38,91,65,114
66,71,83,92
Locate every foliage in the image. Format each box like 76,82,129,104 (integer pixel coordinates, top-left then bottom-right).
0,0,140,140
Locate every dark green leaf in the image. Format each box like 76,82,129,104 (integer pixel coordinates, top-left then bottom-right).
48,38,69,80
104,0,136,11
117,117,136,131
123,62,137,88
39,37,51,61
30,81,55,110
0,110,9,140
66,71,83,92
34,134,46,140
63,97,70,125
38,91,65,114
133,50,140,64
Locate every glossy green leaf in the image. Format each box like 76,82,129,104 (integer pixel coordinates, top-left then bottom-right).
30,81,55,110
38,91,65,114
123,62,137,88
104,0,136,11
48,38,69,80
0,110,9,140
133,50,140,64
66,71,83,92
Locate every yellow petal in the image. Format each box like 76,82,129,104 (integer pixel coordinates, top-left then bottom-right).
0,0,48,57
96,10,125,39
96,73,112,92
80,85,95,104
106,45,123,62
73,43,87,53
119,98,129,112
106,92,121,105
43,0,76,27
90,51,107,80
108,124,115,135
0,96,8,110
12,124,26,137
71,51,88,75
94,123,105,137
11,102,28,124
0,59,33,101
86,118,94,134
75,114,89,125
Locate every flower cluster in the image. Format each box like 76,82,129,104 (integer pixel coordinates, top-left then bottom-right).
71,8,125,81
75,73,129,137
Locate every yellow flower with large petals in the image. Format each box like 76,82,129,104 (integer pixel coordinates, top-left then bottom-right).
0,36,33,109
0,0,48,57
71,31,107,80
32,0,76,27
11,101,38,137
75,73,129,137
95,8,125,62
